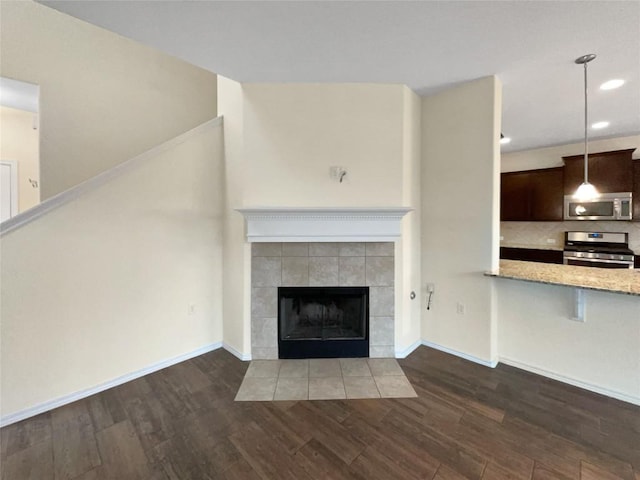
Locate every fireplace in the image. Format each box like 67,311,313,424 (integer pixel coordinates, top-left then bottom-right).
249,241,395,360
238,209,410,360
278,286,369,359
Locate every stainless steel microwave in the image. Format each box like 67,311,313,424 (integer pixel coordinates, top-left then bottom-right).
564,192,632,220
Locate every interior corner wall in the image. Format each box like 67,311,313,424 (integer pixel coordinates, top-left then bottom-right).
0,0,217,200
0,121,225,420
420,76,501,364
218,76,251,357
397,86,422,356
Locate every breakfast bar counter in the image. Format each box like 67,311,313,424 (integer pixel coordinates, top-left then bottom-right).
486,260,640,296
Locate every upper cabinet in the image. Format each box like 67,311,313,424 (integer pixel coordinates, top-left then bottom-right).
500,171,530,221
562,149,634,194
633,159,640,222
501,167,564,221
501,148,639,222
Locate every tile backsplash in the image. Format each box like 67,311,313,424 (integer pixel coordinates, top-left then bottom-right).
500,221,640,253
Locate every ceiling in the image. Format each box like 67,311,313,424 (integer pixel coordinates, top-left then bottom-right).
40,0,639,153
0,77,39,113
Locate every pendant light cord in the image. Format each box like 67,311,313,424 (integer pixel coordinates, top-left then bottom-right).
583,61,589,184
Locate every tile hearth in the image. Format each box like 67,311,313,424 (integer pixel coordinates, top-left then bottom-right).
235,358,417,402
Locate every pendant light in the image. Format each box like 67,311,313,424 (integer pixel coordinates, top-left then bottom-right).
573,54,599,200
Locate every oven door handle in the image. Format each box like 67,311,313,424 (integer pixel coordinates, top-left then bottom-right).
564,256,633,265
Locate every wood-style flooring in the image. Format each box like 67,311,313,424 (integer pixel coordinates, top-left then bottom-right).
1,346,639,479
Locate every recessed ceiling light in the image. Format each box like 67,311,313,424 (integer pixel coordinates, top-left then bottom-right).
500,136,511,145
600,79,624,90
591,121,609,129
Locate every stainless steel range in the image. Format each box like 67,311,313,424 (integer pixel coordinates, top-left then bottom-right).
563,231,635,269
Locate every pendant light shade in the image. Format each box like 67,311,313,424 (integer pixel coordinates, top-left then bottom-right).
574,181,599,201
573,54,599,200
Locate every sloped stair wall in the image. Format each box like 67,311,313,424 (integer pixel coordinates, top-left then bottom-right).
0,118,225,425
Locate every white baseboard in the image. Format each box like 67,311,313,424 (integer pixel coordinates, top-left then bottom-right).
223,343,251,361
499,356,640,406
421,340,498,368
395,340,422,358
0,342,223,427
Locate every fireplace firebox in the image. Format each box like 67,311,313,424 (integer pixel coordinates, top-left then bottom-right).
278,286,369,359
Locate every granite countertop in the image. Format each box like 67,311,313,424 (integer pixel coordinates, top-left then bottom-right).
486,260,640,296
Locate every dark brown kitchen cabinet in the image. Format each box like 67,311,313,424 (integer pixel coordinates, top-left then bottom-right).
633,159,640,222
500,171,530,221
563,149,634,195
500,247,563,264
500,167,564,221
529,167,564,220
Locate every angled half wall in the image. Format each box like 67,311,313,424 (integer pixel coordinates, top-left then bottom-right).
421,76,502,365
0,119,225,425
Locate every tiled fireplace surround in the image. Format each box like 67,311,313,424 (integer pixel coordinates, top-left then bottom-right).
251,242,395,360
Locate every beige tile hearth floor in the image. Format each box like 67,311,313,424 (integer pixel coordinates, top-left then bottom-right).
234,358,417,401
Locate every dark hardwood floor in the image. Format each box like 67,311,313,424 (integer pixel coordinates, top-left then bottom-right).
2,346,639,479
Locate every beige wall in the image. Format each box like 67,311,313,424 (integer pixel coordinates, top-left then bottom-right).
0,106,40,212
0,120,225,420
218,76,252,357
241,83,405,207
497,280,640,403
218,81,422,357
398,87,422,355
421,76,502,364
0,1,217,200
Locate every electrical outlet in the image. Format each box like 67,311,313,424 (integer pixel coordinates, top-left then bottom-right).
188,304,196,315
426,283,435,293
546,238,556,244
456,302,465,315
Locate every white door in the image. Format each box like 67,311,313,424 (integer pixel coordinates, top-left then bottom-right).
0,160,18,222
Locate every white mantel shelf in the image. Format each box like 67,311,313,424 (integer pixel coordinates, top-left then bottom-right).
236,207,413,242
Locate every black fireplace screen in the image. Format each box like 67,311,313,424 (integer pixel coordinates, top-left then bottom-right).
278,286,369,358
